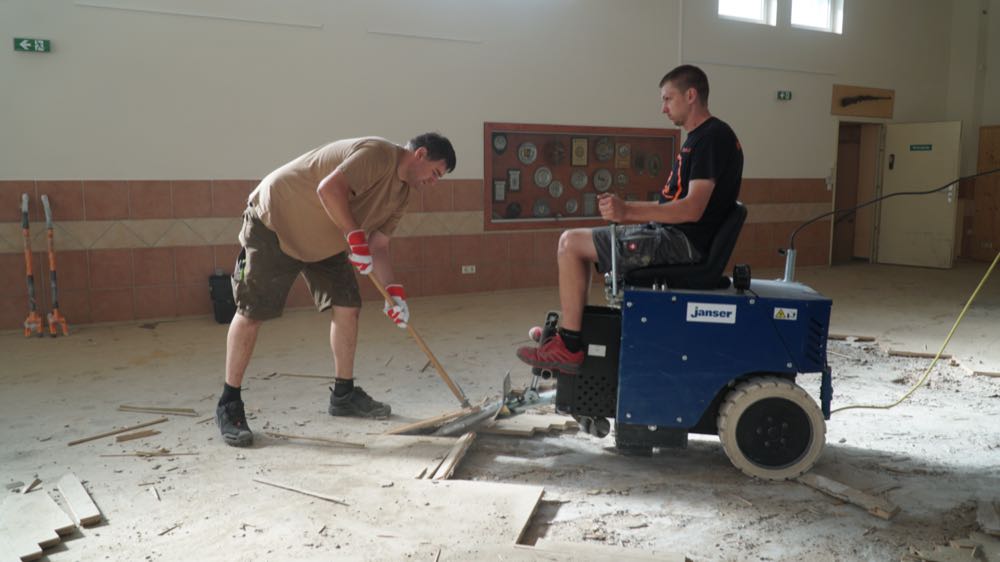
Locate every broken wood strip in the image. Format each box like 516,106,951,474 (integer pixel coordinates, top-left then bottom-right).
195,416,214,424
21,478,41,494
118,405,198,418
252,477,349,506
56,473,102,527
119,405,197,415
887,349,952,360
973,371,1000,378
68,417,168,446
978,500,1000,535
277,373,336,380
481,414,579,437
0,533,41,562
828,333,876,342
115,429,161,443
0,493,75,553
797,473,899,520
265,431,365,449
99,451,198,458
431,431,477,481
384,406,481,435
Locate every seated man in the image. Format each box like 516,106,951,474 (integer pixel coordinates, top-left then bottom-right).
517,64,743,375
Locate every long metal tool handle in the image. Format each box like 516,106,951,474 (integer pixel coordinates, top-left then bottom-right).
610,222,619,297
367,272,471,408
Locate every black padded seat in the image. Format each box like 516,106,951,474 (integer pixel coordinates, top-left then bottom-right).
623,201,747,290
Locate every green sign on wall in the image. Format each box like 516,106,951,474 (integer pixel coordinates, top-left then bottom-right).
909,144,933,152
14,38,51,52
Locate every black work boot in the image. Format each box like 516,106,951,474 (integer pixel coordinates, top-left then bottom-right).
216,399,253,447
328,386,391,419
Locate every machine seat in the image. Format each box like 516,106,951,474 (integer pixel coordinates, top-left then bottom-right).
623,201,747,290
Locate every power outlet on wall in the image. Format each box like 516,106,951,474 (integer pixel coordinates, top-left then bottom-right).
461,265,476,274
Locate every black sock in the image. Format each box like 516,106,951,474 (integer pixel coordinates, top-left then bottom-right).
219,383,241,406
333,378,354,397
558,328,583,353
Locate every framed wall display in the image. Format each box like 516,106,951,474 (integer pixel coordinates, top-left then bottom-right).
484,122,680,231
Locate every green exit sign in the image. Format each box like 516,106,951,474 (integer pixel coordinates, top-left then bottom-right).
14,37,51,52
909,144,933,151
777,90,793,101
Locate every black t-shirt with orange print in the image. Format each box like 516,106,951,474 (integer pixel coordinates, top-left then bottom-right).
659,116,743,256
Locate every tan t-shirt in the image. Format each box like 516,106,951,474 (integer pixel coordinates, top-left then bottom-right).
248,137,410,262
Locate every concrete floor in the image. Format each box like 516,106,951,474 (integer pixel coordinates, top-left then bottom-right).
1,260,999,560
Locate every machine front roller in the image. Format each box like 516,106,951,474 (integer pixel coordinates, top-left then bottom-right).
717,376,825,481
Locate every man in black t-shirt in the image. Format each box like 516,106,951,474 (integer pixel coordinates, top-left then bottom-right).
517,64,743,375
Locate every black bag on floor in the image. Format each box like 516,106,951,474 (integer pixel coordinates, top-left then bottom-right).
209,269,237,324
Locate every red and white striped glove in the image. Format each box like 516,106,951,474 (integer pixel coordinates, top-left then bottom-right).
383,284,409,329
346,229,372,275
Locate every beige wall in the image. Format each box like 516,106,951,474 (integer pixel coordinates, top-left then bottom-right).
3,1,992,182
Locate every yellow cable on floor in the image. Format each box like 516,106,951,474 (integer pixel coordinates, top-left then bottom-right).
831,250,1000,415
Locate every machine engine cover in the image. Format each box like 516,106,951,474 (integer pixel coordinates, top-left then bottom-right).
616,279,831,428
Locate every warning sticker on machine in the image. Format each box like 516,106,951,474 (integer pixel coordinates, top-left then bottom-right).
773,307,798,321
686,302,737,324
587,344,607,357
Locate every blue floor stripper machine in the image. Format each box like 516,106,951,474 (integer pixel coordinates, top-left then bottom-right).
511,202,833,480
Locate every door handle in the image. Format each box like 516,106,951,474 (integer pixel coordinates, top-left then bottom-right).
888,154,895,170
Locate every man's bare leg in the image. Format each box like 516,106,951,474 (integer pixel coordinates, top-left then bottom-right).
225,312,262,388
328,304,390,417
219,312,260,446
330,305,360,380
557,229,599,331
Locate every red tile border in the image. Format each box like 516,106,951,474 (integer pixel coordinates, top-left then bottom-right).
128,180,173,219
211,180,254,218
83,180,130,220
421,183,453,212
90,287,135,323
88,249,134,289
132,247,175,287
35,181,85,221
134,286,178,319
172,180,212,218
0,180,37,223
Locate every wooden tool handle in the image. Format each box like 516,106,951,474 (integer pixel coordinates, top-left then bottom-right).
368,272,471,408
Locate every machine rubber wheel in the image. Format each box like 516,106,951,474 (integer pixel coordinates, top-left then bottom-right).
717,376,825,481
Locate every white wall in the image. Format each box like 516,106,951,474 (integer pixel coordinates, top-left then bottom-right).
0,0,985,181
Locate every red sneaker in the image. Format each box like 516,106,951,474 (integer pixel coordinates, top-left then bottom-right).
516,333,584,375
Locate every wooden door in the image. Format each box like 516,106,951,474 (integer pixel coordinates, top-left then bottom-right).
971,126,1000,261
876,121,961,268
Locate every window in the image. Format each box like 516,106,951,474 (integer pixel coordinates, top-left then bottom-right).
791,0,844,34
718,0,777,26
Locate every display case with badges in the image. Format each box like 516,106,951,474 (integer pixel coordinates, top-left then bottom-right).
484,122,679,231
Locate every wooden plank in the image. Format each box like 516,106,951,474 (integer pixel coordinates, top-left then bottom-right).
67,417,168,446
431,431,477,480
797,473,899,520
978,500,1000,535
115,429,161,443
384,406,480,435
118,405,198,416
887,349,951,359
252,477,349,506
264,431,365,449
21,477,41,494
828,333,876,342
56,473,102,526
0,492,76,559
973,371,1000,378
0,534,41,561
482,414,579,437
531,539,689,561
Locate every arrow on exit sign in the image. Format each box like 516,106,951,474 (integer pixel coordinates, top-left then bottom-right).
14,38,51,52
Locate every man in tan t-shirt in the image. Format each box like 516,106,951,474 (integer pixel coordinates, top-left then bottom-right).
216,133,457,447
